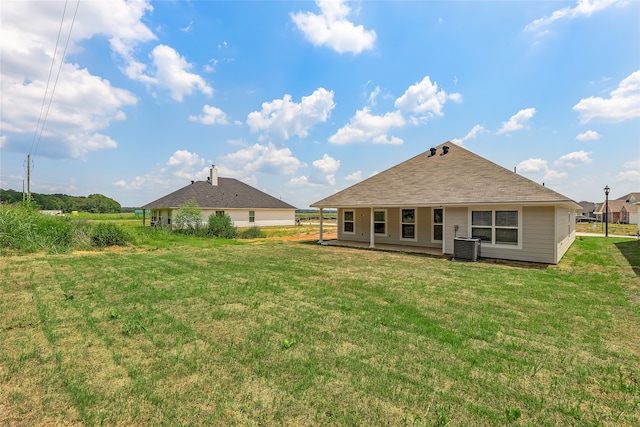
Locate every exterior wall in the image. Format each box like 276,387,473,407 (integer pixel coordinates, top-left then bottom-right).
335,205,573,264
150,208,295,227
555,207,576,263
337,207,441,248
443,207,468,254
202,208,296,227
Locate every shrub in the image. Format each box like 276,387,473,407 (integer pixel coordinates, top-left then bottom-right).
173,199,203,233
91,222,131,247
207,214,237,238
239,226,265,239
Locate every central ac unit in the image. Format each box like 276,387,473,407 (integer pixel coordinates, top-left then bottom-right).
454,237,481,261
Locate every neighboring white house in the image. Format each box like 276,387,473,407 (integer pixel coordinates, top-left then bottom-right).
142,166,296,228
311,142,581,264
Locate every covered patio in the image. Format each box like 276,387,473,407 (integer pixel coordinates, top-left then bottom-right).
320,238,447,258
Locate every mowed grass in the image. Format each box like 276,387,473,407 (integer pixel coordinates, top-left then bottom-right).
1,236,639,426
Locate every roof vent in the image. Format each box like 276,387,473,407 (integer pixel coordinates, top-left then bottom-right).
441,145,450,155
428,147,437,157
191,180,194,184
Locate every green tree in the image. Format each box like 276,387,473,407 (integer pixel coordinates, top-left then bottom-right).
173,199,203,231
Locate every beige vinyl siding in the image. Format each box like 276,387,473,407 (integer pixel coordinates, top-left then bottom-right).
338,208,370,242
473,206,555,264
556,207,576,263
337,207,441,248
443,207,468,254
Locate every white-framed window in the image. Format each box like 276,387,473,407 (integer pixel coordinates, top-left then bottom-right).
471,209,520,246
216,210,225,217
249,210,255,223
343,210,355,234
401,208,416,240
374,210,386,235
433,208,443,241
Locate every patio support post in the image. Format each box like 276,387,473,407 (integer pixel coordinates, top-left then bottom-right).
319,208,324,244
370,208,376,248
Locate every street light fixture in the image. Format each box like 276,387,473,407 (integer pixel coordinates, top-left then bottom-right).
604,185,610,237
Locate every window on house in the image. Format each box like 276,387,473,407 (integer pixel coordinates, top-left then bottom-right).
216,211,225,217
249,211,255,223
374,210,386,235
343,210,355,233
471,210,493,242
401,209,416,239
495,210,518,245
471,209,519,245
433,208,443,241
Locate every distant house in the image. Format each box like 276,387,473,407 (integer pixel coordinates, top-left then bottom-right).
594,192,640,225
142,166,296,228
578,201,596,218
619,193,640,225
311,142,581,264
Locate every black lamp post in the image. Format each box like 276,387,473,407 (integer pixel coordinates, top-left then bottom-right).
604,185,610,237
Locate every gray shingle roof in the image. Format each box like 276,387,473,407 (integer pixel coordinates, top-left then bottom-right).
142,178,296,210
311,142,579,208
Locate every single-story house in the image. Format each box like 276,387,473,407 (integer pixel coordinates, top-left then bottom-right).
578,201,596,218
619,192,640,225
311,142,581,264
141,166,296,227
594,200,630,224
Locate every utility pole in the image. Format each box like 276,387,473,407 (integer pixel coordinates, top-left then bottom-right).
27,153,32,202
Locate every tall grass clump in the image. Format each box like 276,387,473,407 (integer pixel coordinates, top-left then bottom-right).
207,214,237,238
0,203,76,254
238,226,265,239
90,222,132,247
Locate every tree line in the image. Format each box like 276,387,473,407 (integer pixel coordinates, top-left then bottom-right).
0,189,122,213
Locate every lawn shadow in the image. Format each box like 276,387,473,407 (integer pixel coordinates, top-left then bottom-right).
614,239,640,277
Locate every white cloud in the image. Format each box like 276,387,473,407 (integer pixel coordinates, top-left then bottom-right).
516,157,567,183
368,86,381,106
291,0,376,54
576,130,601,141
544,170,568,181
617,158,640,184
344,170,362,181
450,124,487,146
554,150,593,168
0,61,137,158
395,76,461,119
310,154,340,185
246,88,335,140
517,158,548,173
496,108,536,135
623,158,640,169
189,105,229,125
147,45,213,102
220,143,303,175
329,107,405,144
616,170,640,183
573,70,640,123
525,0,625,32
114,150,209,192
0,0,212,160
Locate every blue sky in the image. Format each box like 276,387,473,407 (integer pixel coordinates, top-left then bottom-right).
1,0,639,209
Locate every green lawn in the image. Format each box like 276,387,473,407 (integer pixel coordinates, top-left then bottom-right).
1,236,639,426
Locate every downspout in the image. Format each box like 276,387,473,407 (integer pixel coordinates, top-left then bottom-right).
370,207,375,248
319,208,324,244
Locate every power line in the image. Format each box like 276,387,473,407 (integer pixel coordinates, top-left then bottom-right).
31,0,81,158
29,0,68,155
